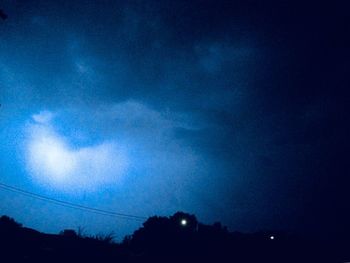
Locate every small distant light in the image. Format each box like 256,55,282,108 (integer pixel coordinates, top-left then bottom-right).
270,235,275,240
181,219,187,226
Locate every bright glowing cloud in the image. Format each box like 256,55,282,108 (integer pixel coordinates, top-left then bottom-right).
25,111,128,192
28,133,76,182
32,110,54,124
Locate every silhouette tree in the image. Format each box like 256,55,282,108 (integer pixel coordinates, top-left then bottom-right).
0,215,22,231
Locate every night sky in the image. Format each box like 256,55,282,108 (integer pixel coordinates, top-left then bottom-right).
0,1,349,240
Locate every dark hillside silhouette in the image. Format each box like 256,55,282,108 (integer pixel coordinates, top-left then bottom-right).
0,213,348,262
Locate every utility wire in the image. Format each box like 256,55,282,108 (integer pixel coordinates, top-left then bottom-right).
0,182,147,221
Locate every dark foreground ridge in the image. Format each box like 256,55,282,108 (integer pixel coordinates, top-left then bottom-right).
0,213,348,262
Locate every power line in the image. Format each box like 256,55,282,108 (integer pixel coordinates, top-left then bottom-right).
0,182,147,221
0,182,146,221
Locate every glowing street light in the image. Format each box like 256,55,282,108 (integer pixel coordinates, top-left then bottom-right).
180,219,187,226
270,235,275,240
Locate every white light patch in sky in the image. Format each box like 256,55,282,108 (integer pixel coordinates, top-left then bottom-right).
28,134,76,182
32,110,54,124
25,111,128,192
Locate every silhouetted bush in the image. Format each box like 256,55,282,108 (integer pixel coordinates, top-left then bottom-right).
90,232,115,244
